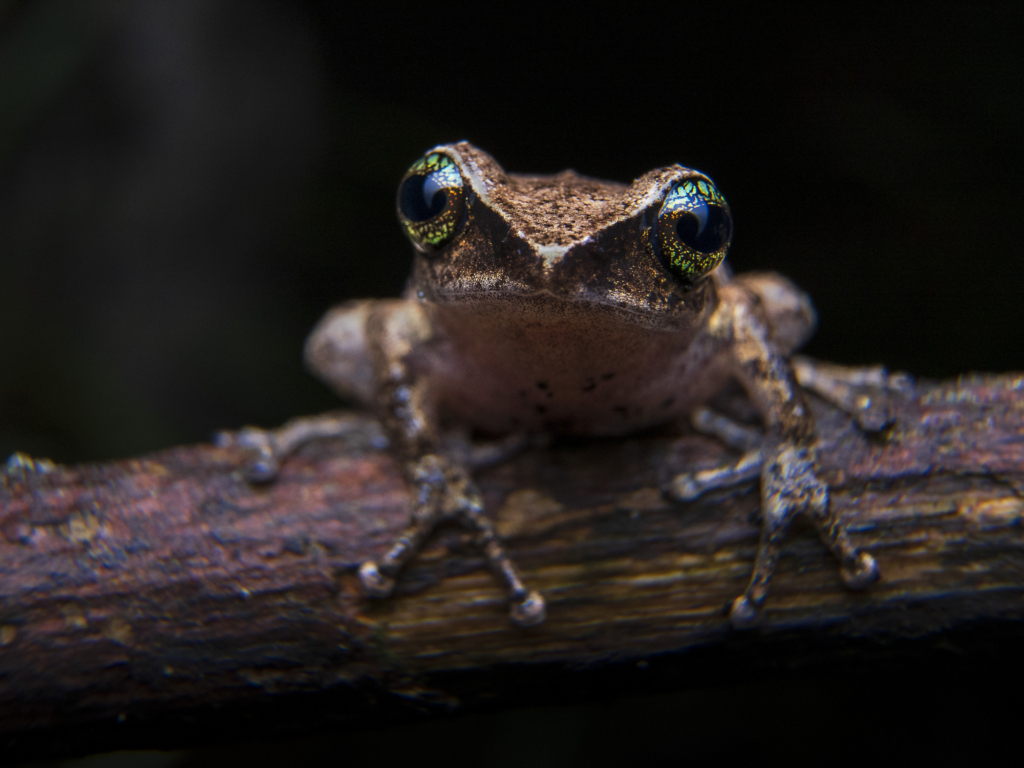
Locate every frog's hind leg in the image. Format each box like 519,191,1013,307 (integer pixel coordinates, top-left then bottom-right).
792,355,912,432
667,350,912,501
666,407,763,501
223,410,530,486
667,448,762,502
219,412,373,483
440,428,534,471
691,407,762,453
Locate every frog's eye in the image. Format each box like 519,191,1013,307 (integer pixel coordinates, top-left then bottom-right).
648,178,732,282
397,152,468,251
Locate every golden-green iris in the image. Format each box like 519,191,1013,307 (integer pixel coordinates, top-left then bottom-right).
397,153,467,251
650,178,732,282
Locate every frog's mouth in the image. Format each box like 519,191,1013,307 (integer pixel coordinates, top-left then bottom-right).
424,279,714,334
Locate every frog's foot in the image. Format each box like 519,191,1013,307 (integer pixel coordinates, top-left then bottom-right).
217,412,371,483
669,413,877,626
728,444,878,629
792,356,913,432
357,454,546,627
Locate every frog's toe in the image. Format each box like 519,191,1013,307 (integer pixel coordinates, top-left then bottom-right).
854,401,895,433
840,551,880,590
728,595,760,629
245,456,280,484
509,590,546,627
359,561,396,598
668,473,704,501
225,426,281,483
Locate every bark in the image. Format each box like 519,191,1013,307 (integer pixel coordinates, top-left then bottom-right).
1,372,1023,761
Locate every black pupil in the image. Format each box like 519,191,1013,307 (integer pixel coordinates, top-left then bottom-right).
675,205,730,253
400,174,447,222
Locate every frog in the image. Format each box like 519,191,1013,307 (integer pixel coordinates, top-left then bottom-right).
235,142,889,629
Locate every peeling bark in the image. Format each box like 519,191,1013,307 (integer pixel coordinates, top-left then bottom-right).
1,373,1024,761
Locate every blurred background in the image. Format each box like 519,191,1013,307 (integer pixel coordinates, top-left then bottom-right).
1,1,1022,765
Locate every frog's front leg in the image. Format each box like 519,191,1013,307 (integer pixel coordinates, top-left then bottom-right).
356,301,546,627
710,284,879,628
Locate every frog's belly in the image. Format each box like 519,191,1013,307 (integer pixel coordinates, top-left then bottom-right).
422,302,733,436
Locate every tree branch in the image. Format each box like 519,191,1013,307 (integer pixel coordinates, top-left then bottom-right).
2,372,1023,761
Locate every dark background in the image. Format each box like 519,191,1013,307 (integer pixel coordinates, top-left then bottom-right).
1,1,1022,766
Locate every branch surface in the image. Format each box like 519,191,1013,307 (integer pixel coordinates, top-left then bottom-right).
2,372,1024,760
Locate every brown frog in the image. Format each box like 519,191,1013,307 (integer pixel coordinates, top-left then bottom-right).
239,142,886,628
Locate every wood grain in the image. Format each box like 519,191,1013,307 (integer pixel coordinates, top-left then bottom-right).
1,372,1023,760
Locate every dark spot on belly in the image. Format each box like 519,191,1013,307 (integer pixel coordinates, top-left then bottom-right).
612,405,628,418
581,379,597,393
535,404,548,415
661,396,675,409
535,380,549,390
601,372,616,381
518,389,527,399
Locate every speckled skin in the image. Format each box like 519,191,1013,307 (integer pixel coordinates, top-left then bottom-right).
405,144,712,327
311,143,796,436
299,143,878,627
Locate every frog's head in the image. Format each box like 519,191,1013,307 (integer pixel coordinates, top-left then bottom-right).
396,142,732,331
